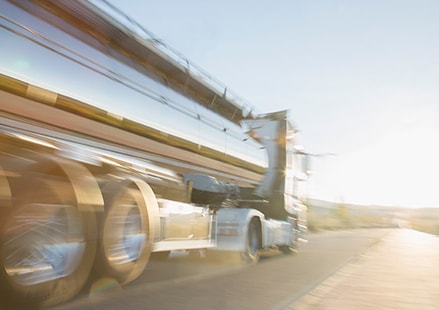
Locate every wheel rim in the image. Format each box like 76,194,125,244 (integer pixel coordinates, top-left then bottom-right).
0,156,100,308
99,181,155,284
248,223,259,257
2,203,85,286
243,219,260,263
103,203,146,265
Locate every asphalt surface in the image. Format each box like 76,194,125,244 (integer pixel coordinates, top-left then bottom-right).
52,229,390,310
289,229,439,309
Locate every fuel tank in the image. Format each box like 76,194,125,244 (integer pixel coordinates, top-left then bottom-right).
0,0,267,185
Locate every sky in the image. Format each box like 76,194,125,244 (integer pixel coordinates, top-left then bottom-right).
109,0,439,207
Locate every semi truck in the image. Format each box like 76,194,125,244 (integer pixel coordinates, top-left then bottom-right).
0,0,308,307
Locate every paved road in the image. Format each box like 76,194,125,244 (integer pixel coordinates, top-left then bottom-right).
52,229,390,310
290,229,439,309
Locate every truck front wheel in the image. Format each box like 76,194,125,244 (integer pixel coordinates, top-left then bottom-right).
241,218,261,264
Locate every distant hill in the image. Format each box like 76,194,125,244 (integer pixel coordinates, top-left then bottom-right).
409,207,439,235
306,198,439,235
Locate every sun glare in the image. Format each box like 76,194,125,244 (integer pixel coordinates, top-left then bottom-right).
310,106,439,208
337,115,439,207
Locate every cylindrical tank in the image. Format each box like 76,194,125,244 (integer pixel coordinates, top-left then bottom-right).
0,0,267,184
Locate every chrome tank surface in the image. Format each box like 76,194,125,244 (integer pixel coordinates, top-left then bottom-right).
0,0,267,183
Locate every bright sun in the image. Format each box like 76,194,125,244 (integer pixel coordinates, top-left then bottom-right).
310,108,439,208
339,119,439,207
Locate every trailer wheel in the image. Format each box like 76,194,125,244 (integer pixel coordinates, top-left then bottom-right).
0,164,12,229
97,180,155,284
0,158,99,308
241,218,261,264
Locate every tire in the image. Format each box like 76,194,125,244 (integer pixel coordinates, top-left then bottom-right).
96,180,155,284
241,218,261,264
0,158,99,308
0,163,12,230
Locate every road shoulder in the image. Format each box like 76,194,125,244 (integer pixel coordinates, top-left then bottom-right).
288,229,439,309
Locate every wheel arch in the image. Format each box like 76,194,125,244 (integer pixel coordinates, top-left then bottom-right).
215,208,265,252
